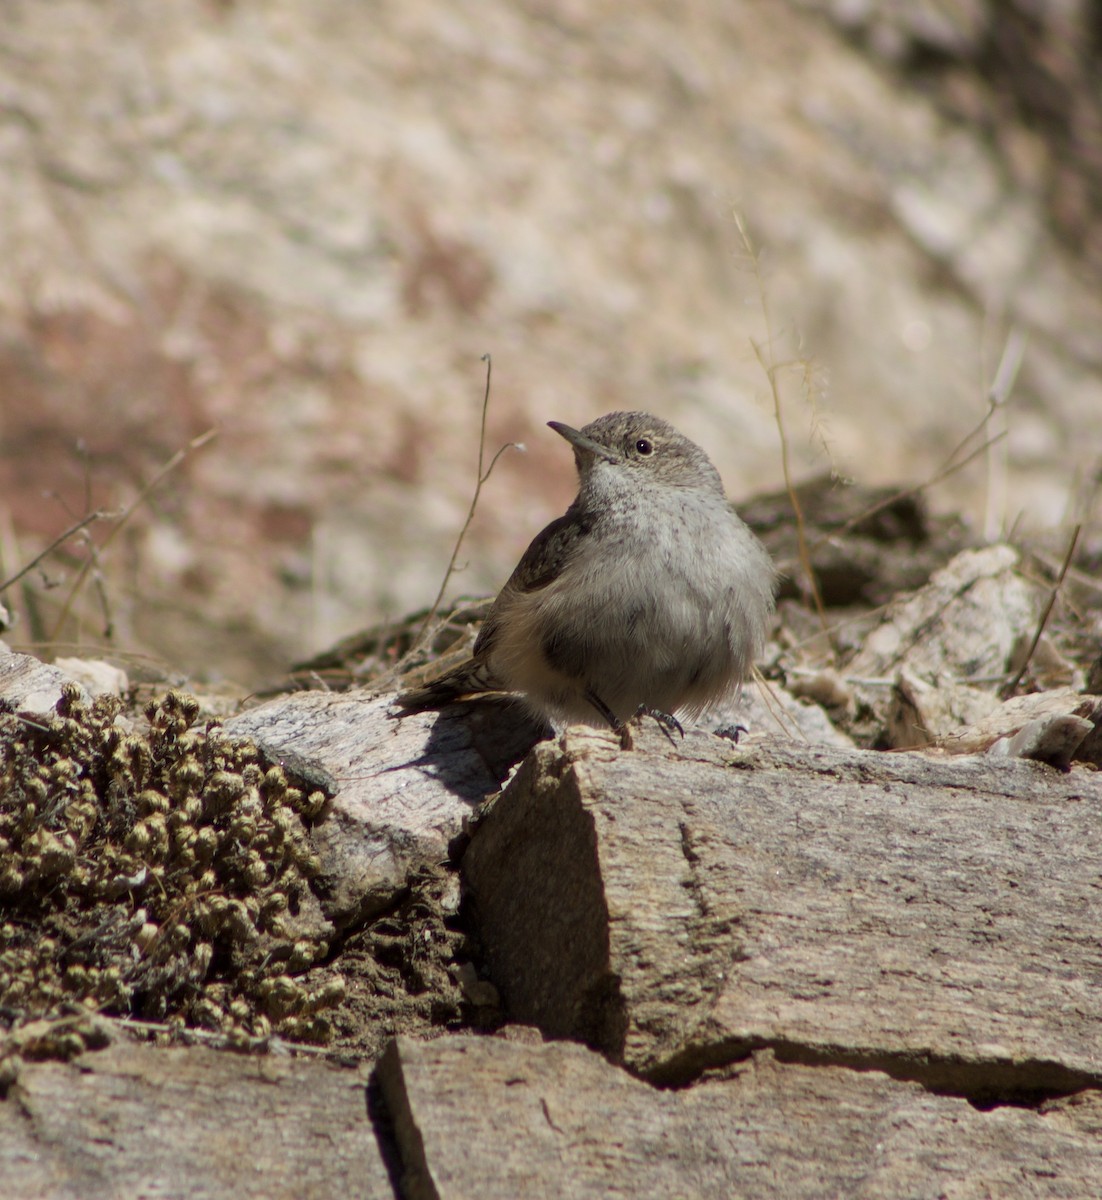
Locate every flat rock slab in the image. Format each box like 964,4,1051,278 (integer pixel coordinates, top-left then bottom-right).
227,685,840,926
463,726,1102,1097
0,647,89,712
0,1039,395,1199
229,691,545,922
378,1033,1102,1200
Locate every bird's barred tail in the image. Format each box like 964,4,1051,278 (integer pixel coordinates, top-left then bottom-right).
395,658,504,712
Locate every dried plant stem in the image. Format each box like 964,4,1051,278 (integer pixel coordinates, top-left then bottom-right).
407,354,519,659
46,428,217,647
734,217,1019,605
734,212,827,627
750,665,807,741
1002,523,1081,698
807,421,1007,556
0,510,113,595
983,326,1026,542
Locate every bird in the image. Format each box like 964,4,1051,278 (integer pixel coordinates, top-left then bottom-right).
396,411,775,736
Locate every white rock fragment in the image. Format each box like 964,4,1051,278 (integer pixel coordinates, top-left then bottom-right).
54,657,129,697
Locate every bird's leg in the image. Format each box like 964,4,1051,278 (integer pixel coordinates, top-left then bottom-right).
583,688,684,749
583,687,620,728
584,687,635,749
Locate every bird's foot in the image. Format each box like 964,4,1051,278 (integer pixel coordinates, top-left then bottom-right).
632,704,684,744
584,688,684,748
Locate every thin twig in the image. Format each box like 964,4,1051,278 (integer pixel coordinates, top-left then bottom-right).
46,429,217,646
406,354,519,659
731,230,1011,596
735,213,827,626
1001,523,1081,698
0,510,119,595
1027,555,1102,599
988,326,1027,408
751,666,808,741
807,426,1007,555
803,368,1008,554
984,326,1026,542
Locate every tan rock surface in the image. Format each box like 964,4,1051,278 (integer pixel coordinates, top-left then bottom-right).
1,1039,393,1200
464,725,1102,1096
378,1033,1102,1200
227,691,545,923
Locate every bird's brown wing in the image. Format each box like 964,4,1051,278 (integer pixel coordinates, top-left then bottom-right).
472,505,595,658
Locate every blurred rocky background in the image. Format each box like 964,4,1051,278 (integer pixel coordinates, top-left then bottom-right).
1,0,1099,688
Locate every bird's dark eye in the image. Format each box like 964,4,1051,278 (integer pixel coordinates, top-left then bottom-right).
635,438,653,456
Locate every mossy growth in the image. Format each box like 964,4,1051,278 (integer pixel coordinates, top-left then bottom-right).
0,686,344,1048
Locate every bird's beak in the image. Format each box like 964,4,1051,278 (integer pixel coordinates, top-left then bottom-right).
548,421,619,463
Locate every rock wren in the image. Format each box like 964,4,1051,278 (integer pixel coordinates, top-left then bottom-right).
398,411,775,733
